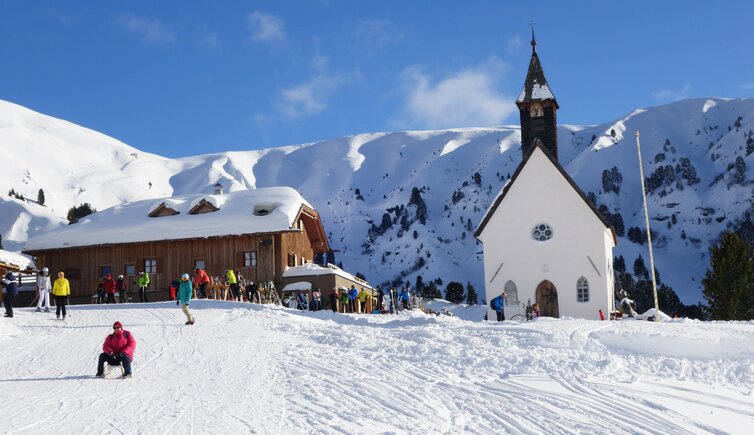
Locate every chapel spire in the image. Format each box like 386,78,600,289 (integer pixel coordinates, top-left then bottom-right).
516,25,559,160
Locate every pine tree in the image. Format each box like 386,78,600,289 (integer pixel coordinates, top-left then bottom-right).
0,233,3,250
37,188,45,206
445,281,465,303
425,281,439,300
702,231,754,320
633,255,649,280
465,282,478,305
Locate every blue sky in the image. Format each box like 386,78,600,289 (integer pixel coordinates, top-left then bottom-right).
1,1,752,158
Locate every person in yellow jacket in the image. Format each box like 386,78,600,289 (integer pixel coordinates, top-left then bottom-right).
357,288,370,314
52,271,70,319
225,269,240,301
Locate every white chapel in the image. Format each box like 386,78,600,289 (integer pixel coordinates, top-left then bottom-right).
475,32,616,320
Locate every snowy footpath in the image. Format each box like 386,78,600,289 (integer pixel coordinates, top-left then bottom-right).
1,301,753,434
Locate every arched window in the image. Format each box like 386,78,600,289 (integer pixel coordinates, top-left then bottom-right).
504,280,519,304
576,277,589,303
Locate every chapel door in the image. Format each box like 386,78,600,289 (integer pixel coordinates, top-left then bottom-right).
535,280,559,318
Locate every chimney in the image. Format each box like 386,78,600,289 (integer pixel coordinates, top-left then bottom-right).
214,182,223,195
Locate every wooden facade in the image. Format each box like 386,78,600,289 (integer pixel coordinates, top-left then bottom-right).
26,206,329,304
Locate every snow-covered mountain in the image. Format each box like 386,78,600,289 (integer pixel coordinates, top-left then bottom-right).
2,98,754,304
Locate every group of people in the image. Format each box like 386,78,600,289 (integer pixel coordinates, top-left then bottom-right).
95,271,150,304
0,267,71,319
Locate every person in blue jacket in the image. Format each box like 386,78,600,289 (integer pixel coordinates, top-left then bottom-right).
400,287,410,310
2,272,18,318
348,285,358,313
178,273,195,325
491,291,507,322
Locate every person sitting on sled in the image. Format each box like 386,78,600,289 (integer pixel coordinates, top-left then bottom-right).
96,321,136,378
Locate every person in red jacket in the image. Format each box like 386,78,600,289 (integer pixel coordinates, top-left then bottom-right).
96,321,136,378
193,267,210,299
103,274,117,304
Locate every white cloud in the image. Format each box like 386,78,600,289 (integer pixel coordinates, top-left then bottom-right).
198,31,220,49
506,35,524,52
274,58,359,119
248,11,285,42
394,59,516,130
651,84,691,102
116,14,176,44
356,19,404,48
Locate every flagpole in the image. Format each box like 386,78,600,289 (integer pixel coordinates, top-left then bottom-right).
635,130,660,321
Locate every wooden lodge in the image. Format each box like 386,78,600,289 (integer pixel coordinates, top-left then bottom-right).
23,187,330,304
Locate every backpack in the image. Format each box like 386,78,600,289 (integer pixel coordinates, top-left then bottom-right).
489,298,495,309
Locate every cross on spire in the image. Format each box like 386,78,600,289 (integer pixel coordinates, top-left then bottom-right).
529,20,537,53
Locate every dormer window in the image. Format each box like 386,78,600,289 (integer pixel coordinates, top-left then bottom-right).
189,199,220,215
254,204,278,216
530,103,544,118
148,202,180,218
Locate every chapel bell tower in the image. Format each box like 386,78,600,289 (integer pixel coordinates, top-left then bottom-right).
516,27,559,160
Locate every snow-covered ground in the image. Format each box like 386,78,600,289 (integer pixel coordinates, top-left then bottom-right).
2,302,753,433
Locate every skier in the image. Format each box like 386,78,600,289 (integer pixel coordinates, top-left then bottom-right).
103,274,116,304
338,289,349,313
618,290,638,317
225,269,240,301
376,286,384,312
2,272,18,318
178,273,195,325
96,278,105,305
348,285,358,313
491,291,507,322
329,288,338,313
311,288,321,311
357,287,370,313
136,271,150,302
246,281,259,303
96,321,136,378
192,267,210,299
52,271,70,319
399,287,410,310
36,267,52,312
116,275,128,303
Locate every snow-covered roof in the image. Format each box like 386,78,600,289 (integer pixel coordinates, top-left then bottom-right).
0,248,36,271
281,281,312,292
515,48,558,106
24,187,313,251
282,263,372,289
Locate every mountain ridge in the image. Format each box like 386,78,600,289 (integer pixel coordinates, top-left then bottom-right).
3,97,754,304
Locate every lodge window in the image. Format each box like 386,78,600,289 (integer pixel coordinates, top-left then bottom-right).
577,277,589,303
244,251,257,267
64,269,79,279
195,259,206,270
124,264,136,276
287,253,296,267
144,258,157,274
100,265,112,278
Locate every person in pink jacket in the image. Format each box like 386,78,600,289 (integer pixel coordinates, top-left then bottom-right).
95,321,136,378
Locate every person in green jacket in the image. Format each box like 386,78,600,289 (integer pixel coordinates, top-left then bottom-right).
225,269,240,301
137,271,150,303
338,289,350,313
178,273,195,325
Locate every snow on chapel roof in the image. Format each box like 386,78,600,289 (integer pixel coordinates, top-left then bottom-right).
515,30,558,106
24,187,314,251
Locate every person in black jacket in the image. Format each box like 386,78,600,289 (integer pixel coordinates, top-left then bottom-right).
2,272,18,318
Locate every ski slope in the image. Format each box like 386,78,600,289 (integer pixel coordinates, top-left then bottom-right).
1,301,753,434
